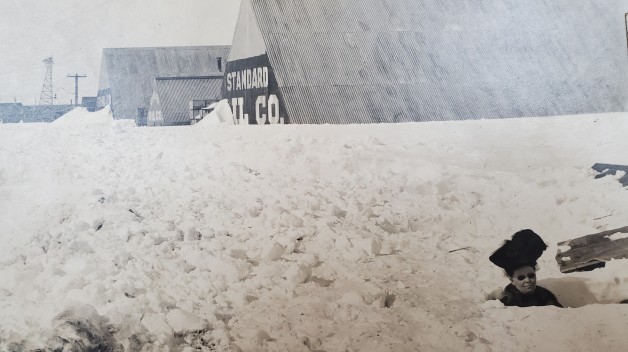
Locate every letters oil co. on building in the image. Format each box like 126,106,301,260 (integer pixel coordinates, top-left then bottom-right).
224,0,628,125
223,54,286,125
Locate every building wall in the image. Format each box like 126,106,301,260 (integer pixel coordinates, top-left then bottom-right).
227,0,628,124
0,103,24,123
22,105,76,123
147,91,164,126
223,54,287,125
148,76,224,126
81,97,97,112
227,0,267,61
97,46,230,120
0,104,75,123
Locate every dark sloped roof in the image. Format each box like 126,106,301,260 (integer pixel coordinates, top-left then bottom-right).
98,46,230,119
241,0,628,123
151,76,223,126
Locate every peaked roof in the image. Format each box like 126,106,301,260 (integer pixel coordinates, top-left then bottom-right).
98,46,230,119
232,0,628,124
150,76,223,126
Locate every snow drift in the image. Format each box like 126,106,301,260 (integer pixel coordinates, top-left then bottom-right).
0,110,627,351
53,106,114,127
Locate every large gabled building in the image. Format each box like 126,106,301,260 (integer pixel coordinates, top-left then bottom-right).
224,0,628,125
97,46,230,122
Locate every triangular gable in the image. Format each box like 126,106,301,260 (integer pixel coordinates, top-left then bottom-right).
228,0,266,61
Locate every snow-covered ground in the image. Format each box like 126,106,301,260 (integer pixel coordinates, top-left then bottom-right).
0,107,627,351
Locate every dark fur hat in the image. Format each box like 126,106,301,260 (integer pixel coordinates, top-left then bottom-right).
489,229,548,273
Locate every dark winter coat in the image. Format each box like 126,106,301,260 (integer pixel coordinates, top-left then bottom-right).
500,284,563,308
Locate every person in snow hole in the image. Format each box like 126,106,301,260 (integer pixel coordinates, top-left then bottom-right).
490,229,563,308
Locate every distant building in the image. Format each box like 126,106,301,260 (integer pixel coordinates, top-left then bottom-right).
96,46,230,123
224,0,628,124
22,105,75,123
147,76,222,126
193,101,219,125
0,103,74,123
81,97,97,112
0,103,24,123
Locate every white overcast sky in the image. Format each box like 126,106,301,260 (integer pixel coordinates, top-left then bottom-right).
0,0,241,105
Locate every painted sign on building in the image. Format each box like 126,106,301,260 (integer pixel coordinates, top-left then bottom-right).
97,88,112,110
223,54,288,125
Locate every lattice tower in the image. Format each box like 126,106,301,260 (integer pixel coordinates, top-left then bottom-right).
39,57,54,105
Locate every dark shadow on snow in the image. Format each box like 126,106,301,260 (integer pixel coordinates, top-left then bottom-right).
539,277,628,308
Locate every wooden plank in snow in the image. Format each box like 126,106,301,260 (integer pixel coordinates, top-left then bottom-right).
555,226,628,273
592,163,628,187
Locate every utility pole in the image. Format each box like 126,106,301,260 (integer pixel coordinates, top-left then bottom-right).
67,73,86,106
39,57,54,105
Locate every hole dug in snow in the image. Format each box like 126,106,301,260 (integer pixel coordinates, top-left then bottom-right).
487,275,628,308
384,293,396,308
541,276,628,308
310,276,334,287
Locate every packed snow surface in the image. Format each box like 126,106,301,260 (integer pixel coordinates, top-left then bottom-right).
0,108,627,351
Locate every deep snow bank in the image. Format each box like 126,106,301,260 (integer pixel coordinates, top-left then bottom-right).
0,112,627,351
53,106,114,127
196,99,235,126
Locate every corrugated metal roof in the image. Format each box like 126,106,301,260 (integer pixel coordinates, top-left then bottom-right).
98,46,230,119
151,77,223,126
243,0,628,124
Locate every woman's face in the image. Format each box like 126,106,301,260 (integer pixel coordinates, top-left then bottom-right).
510,266,537,294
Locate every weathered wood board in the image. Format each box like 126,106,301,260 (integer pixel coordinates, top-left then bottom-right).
592,163,628,187
556,226,628,273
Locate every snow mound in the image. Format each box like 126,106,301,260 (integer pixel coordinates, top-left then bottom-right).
195,99,234,126
166,309,209,333
53,105,114,127
1,111,628,351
